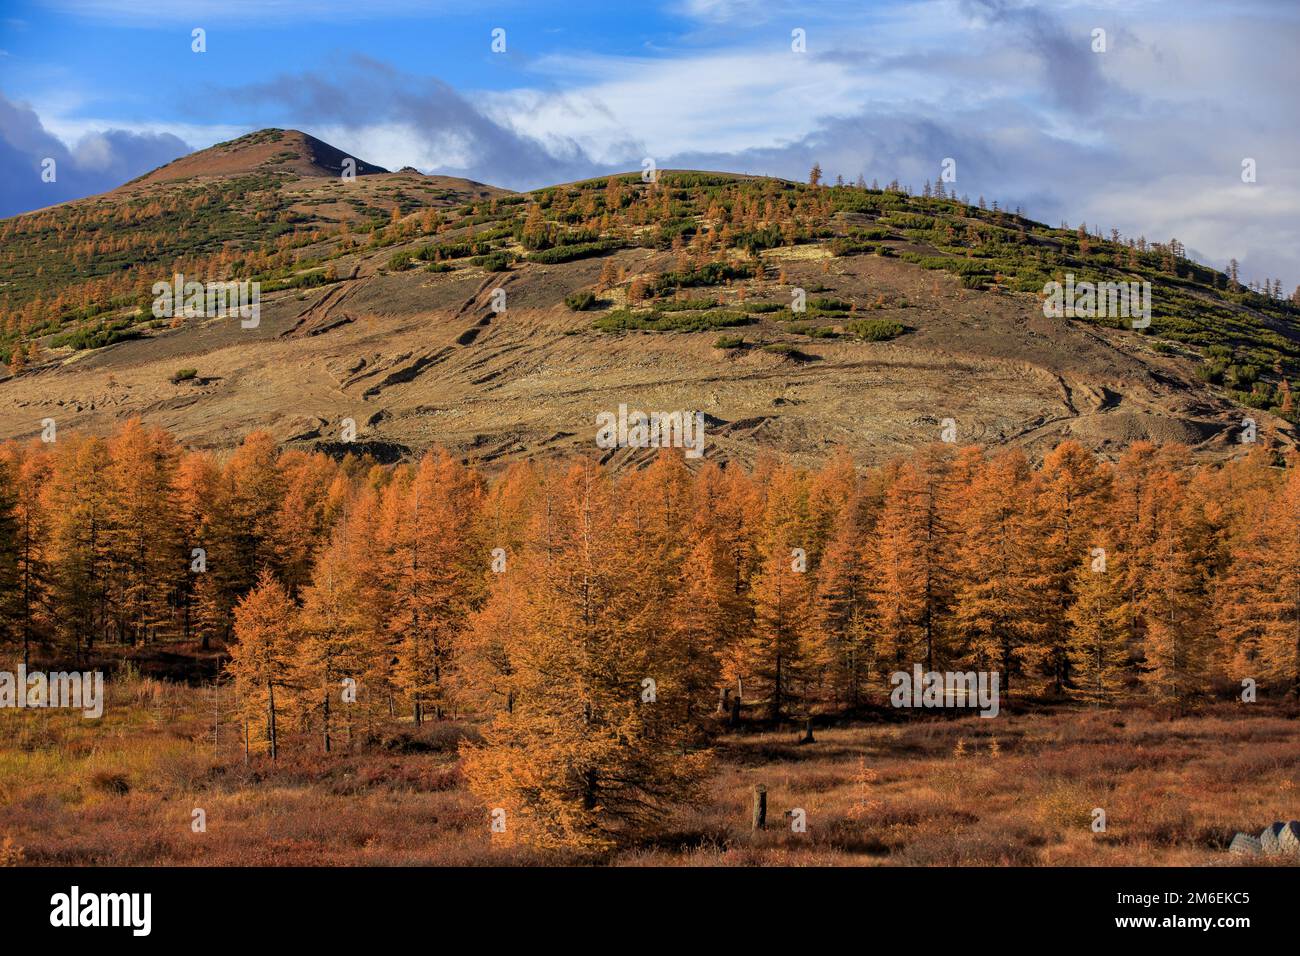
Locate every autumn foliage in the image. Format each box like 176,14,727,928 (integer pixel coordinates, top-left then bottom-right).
3,422,1300,848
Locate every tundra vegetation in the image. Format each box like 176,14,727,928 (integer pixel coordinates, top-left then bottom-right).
2,425,1299,860
4,145,1299,419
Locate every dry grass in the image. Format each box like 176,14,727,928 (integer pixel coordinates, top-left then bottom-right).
2,682,1298,866
632,706,1300,867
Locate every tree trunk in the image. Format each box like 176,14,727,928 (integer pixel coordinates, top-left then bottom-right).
267,680,278,761
1002,644,1012,701
771,653,783,723
752,785,767,830
322,689,331,754
799,717,815,744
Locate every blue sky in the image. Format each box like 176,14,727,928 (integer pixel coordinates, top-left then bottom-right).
2,0,1297,288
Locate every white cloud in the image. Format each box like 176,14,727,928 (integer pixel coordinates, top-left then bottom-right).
37,0,460,24
10,0,1299,286
41,116,244,152
486,50,873,162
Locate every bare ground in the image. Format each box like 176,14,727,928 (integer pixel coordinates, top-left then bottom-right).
0,241,1279,471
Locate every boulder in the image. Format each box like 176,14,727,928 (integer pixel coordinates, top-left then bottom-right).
1229,832,1262,856
1260,822,1286,854
1278,821,1300,855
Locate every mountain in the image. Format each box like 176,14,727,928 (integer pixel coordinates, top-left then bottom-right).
123,128,391,189
1,130,1298,469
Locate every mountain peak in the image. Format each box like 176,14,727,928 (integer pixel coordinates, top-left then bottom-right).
125,128,388,189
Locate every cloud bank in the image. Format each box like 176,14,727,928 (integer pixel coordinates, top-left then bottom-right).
7,0,1299,288
0,92,191,218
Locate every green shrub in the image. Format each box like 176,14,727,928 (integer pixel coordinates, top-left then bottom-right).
260,269,327,292
714,335,745,349
50,318,142,351
472,252,514,272
653,221,698,249
419,240,493,261
845,319,906,341
1223,364,1260,390
917,256,991,275
527,240,620,264
652,298,716,312
883,213,936,230
565,290,597,311
830,238,883,257
172,368,198,383
653,261,754,294
593,308,752,333
731,225,784,254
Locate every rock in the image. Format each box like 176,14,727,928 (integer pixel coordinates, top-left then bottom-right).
1229,832,1262,855
1260,822,1286,854
1279,821,1300,855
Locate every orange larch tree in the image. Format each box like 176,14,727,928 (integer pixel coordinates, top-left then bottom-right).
461,460,711,852
228,569,297,759
866,447,955,675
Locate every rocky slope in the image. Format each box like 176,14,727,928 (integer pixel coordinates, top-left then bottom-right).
1,131,1296,470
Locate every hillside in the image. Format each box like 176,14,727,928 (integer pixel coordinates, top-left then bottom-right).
124,128,391,188
2,131,1299,469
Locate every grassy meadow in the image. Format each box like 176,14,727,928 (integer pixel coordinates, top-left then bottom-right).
2,668,1297,867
